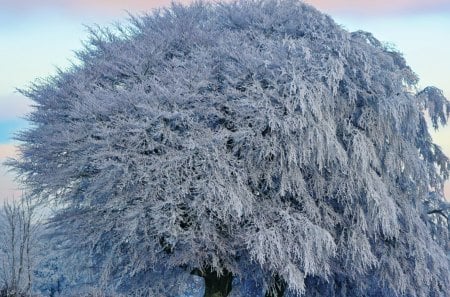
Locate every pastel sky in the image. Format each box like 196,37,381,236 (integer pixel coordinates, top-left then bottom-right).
0,0,449,201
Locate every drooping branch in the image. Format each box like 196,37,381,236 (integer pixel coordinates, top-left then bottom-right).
428,208,449,220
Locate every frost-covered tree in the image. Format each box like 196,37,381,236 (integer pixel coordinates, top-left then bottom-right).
9,0,450,296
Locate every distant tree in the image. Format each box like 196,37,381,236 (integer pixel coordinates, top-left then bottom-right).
9,0,450,296
0,196,38,296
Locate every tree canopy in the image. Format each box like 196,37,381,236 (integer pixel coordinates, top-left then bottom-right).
10,0,450,296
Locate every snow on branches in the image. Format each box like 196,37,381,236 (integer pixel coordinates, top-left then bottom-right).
9,0,450,296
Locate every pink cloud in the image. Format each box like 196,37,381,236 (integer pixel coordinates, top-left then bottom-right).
1,0,449,15
40,0,195,16
0,0,192,16
0,94,32,120
445,183,449,201
306,0,450,14
0,143,18,159
0,144,20,202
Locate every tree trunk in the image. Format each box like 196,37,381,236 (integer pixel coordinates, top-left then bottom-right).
192,267,233,297
265,274,286,297
203,268,233,297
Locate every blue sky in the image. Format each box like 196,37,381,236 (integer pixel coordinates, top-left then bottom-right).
0,0,449,200
0,119,28,142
